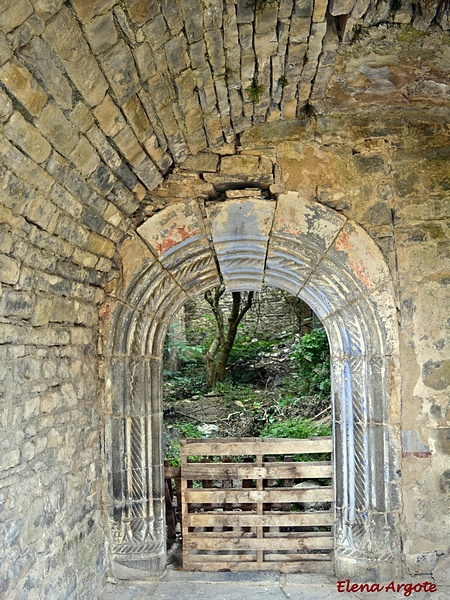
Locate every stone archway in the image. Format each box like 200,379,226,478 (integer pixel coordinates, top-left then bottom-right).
100,192,402,581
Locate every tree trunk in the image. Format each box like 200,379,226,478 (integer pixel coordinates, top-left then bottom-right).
204,287,254,392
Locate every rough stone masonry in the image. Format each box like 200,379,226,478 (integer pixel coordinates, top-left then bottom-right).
0,0,449,598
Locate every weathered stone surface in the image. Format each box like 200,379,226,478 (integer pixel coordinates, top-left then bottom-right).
165,34,189,74
0,254,20,284
0,0,33,33
70,101,95,133
30,0,65,21
0,1,449,596
0,57,47,116
70,136,101,176
84,11,118,55
4,111,51,163
142,13,170,51
36,103,79,157
0,87,13,121
19,35,73,110
98,40,140,105
113,124,146,167
43,7,108,106
124,0,155,24
71,0,116,24
122,94,152,142
94,94,126,136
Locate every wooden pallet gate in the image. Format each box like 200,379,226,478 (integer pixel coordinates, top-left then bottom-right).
179,436,334,573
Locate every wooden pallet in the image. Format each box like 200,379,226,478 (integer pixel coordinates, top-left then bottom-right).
180,437,334,573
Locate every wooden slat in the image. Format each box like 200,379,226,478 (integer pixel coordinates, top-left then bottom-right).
180,437,332,456
185,536,334,551
264,553,331,561
164,466,181,478
184,487,333,504
180,436,334,573
188,553,258,562
181,462,332,480
184,560,335,573
186,511,334,528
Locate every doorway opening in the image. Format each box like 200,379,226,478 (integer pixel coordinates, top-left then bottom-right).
162,287,334,571
102,193,402,581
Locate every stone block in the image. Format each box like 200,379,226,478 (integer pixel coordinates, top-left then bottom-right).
0,88,13,121
0,0,33,33
98,40,140,105
220,154,259,174
122,94,152,141
133,157,163,191
88,232,115,258
180,0,203,42
133,42,156,82
70,137,100,177
19,35,73,110
165,34,189,75
181,152,220,173
30,0,65,21
43,7,108,107
161,0,183,34
353,153,389,175
86,124,122,169
85,12,118,55
94,94,126,137
113,125,146,167
71,0,116,24
4,111,51,163
0,57,47,116
70,102,94,133
125,0,156,24
89,162,116,195
0,32,11,66
36,103,79,157
0,290,34,317
142,14,170,52
0,254,20,284
31,295,53,326
0,448,20,470
329,0,357,15
24,194,57,231
0,228,13,253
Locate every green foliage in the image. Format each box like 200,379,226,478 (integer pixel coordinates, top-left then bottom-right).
246,77,264,103
261,418,332,463
277,76,288,88
292,328,331,398
261,418,331,439
165,422,202,467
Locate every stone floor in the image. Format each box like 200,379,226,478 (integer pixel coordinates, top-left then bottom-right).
97,571,449,600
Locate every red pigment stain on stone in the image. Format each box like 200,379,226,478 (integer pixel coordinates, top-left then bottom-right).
156,224,192,254
99,304,112,320
351,260,371,287
336,231,371,287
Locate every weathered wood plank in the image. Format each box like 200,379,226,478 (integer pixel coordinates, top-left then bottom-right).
181,462,332,479
186,511,334,527
164,466,181,478
185,536,334,550
183,560,335,573
184,486,333,504
180,437,332,456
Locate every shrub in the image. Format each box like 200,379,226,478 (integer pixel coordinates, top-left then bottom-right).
292,328,330,398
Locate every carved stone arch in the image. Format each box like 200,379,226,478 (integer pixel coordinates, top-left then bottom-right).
101,193,402,581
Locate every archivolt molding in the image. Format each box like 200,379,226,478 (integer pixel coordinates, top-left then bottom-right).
102,193,402,580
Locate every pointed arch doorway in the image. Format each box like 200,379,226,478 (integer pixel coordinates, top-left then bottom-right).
101,192,402,581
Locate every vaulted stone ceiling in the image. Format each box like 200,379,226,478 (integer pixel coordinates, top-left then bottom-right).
0,0,448,214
